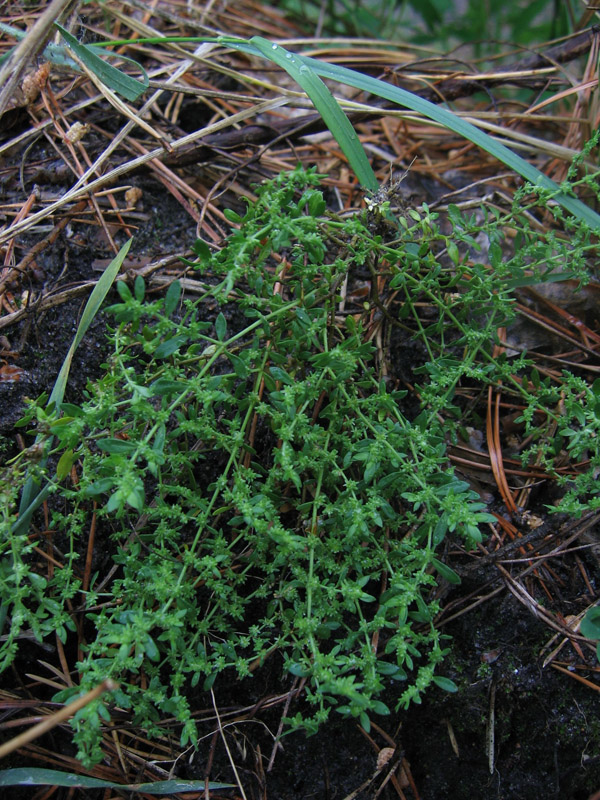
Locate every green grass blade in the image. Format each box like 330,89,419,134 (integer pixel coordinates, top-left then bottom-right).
18,238,132,515
298,55,600,228
48,239,132,410
54,24,147,101
0,48,14,68
0,768,233,793
53,29,600,226
1,240,132,637
251,37,378,191
228,39,600,229
11,483,53,539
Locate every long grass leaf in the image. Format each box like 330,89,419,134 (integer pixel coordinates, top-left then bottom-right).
1,240,132,636
227,39,600,230
0,768,232,793
49,239,132,409
18,239,132,517
301,56,600,227
64,30,600,226
251,37,378,191
54,24,147,101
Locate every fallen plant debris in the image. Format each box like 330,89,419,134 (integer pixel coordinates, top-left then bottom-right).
2,2,600,798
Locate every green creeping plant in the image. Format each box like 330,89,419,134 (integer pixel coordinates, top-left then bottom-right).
5,160,600,765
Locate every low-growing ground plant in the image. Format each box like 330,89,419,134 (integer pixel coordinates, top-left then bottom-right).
275,0,570,49
2,160,599,765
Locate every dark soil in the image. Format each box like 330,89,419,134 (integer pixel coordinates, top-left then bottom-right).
405,594,600,800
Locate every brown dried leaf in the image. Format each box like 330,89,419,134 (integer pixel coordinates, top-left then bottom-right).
0,363,26,382
376,747,395,771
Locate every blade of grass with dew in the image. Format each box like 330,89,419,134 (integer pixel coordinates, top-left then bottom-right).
74,30,375,189
236,37,600,230
65,31,600,228
0,769,232,794
55,24,147,101
251,38,378,191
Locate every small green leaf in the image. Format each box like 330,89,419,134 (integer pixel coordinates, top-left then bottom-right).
144,636,160,661
164,281,181,316
60,403,84,418
203,672,218,690
56,449,75,480
83,478,115,497
370,700,390,715
432,675,458,693
270,366,294,385
134,275,145,302
376,661,401,676
149,378,185,396
288,662,310,677
364,460,379,483
226,352,249,378
153,425,166,454
154,335,188,359
52,686,83,704
447,239,459,265
192,238,212,260
215,312,227,341
96,438,137,454
126,485,145,512
223,208,243,223
307,190,326,216
581,607,600,640
117,280,132,301
431,558,461,585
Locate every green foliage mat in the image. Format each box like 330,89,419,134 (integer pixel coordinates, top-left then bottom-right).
2,164,599,765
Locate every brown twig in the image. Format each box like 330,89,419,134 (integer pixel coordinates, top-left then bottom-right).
0,679,117,760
